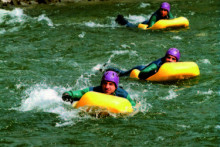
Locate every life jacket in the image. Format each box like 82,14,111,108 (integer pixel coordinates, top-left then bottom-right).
89,86,128,98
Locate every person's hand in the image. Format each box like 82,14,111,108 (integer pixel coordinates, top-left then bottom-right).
62,93,73,103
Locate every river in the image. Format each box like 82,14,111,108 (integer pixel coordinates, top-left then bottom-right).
0,0,219,146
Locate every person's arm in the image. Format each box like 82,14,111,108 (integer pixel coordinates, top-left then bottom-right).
168,11,174,19
147,15,157,28
62,87,90,103
126,94,136,107
138,63,158,80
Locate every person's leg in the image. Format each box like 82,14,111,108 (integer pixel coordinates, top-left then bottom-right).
115,15,137,28
125,22,137,28
141,20,149,24
115,15,128,25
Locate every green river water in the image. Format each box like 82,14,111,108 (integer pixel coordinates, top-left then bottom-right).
0,0,219,146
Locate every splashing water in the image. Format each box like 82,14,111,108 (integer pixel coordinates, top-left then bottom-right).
199,59,211,64
14,83,83,126
139,3,151,8
84,21,105,27
126,14,150,24
0,8,54,35
171,36,182,40
0,8,27,24
78,31,86,38
91,49,138,73
37,14,54,27
160,89,178,100
84,19,118,28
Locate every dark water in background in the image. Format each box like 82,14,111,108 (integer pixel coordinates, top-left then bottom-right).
0,0,219,146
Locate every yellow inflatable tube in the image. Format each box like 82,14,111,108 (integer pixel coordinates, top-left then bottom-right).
138,17,189,30
73,92,133,114
130,62,200,82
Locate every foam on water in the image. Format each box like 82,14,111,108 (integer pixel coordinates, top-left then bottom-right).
0,29,6,34
126,86,152,113
14,83,84,126
78,31,86,38
160,89,178,100
91,49,138,73
84,21,105,28
37,14,54,27
92,64,103,72
126,14,150,24
83,17,118,28
171,36,182,40
0,8,27,24
74,74,94,89
189,11,196,16
17,83,65,110
215,125,220,129
107,50,137,65
199,59,211,64
197,89,213,95
139,3,151,8
111,50,137,55
177,124,191,129
0,8,54,35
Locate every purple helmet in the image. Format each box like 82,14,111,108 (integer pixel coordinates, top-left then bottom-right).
165,48,181,61
101,71,119,88
160,2,170,12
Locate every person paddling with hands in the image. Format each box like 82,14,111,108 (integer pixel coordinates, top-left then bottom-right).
107,48,180,80
62,71,136,107
116,2,174,28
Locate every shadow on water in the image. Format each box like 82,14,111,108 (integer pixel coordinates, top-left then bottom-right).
78,106,138,119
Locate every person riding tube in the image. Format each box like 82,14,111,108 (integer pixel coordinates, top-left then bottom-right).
62,71,136,106
115,2,174,28
107,48,180,80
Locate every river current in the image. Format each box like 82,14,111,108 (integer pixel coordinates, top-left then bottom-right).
0,0,219,146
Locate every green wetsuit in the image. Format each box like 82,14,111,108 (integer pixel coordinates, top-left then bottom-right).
138,57,165,79
138,63,158,79
147,10,174,28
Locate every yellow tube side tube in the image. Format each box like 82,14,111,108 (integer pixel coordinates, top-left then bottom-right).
130,62,200,82
138,17,189,30
74,92,133,113
138,23,148,30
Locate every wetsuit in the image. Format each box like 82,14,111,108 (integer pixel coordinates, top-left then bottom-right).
125,10,173,28
108,57,165,80
62,86,136,106
146,9,174,28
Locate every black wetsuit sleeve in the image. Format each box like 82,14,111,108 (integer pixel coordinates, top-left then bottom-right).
138,63,158,80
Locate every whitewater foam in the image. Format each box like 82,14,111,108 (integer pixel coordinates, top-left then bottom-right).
0,8,54,35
